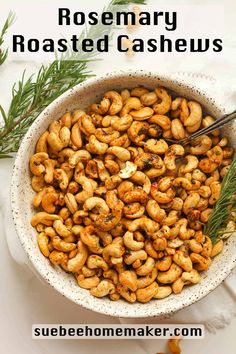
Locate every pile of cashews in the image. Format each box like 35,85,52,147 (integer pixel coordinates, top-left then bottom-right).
29,86,234,303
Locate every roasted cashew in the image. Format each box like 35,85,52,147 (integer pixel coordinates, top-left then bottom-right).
119,270,138,291
173,250,193,272
127,121,149,146
202,116,219,137
75,176,94,203
172,177,193,191
36,131,49,153
87,255,108,271
199,158,218,174
33,186,55,208
128,216,159,235
189,239,203,253
130,107,154,121
184,101,202,127
182,155,199,173
164,144,185,170
118,161,137,179
94,200,123,231
151,184,176,204
120,97,142,116
123,203,145,219
30,152,49,176
60,112,72,129
148,114,171,131
90,98,110,115
144,138,168,155
37,232,50,257
44,159,57,184
136,257,155,276
104,91,123,115
156,256,172,271
86,135,108,155
192,169,207,183
209,181,221,205
41,191,59,213
31,175,46,192
182,269,201,284
77,274,100,289
137,268,158,289
171,119,186,140
201,235,213,258
123,231,144,251
157,264,182,284
53,220,72,238
124,250,147,265
130,171,151,193
103,269,119,285
31,212,60,227
107,146,131,161
153,285,172,299
140,91,157,106
131,87,149,97
183,192,201,215
110,114,133,131
120,89,130,102
190,253,211,271
103,241,125,263
47,132,64,152
95,127,120,144
53,168,69,191
161,210,179,226
153,87,172,115
136,282,159,303
122,187,148,204
146,199,166,222
49,250,68,266
189,135,212,155
211,240,224,257
52,236,76,252
90,280,115,297
80,225,103,254
177,218,195,240
83,197,109,215
67,240,88,272
134,152,166,178
116,284,136,303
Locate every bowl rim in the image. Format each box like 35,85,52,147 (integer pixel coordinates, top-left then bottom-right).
10,69,236,318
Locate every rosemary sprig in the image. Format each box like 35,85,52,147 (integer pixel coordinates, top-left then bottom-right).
205,155,236,244
0,12,15,66
0,0,146,158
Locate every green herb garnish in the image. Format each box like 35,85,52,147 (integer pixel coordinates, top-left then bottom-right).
205,155,236,244
0,0,146,158
0,12,15,66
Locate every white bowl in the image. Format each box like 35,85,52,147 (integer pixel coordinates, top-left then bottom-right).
11,71,236,318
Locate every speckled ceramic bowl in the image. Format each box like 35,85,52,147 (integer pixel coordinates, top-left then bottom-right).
11,71,236,318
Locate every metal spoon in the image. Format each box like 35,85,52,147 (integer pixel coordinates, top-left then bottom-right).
165,109,236,146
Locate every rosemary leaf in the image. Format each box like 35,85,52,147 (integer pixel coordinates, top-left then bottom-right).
205,155,236,244
0,12,15,65
0,0,146,157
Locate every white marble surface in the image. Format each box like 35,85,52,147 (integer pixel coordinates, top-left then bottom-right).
0,0,236,353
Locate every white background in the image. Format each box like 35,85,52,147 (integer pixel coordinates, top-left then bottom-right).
0,0,236,353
